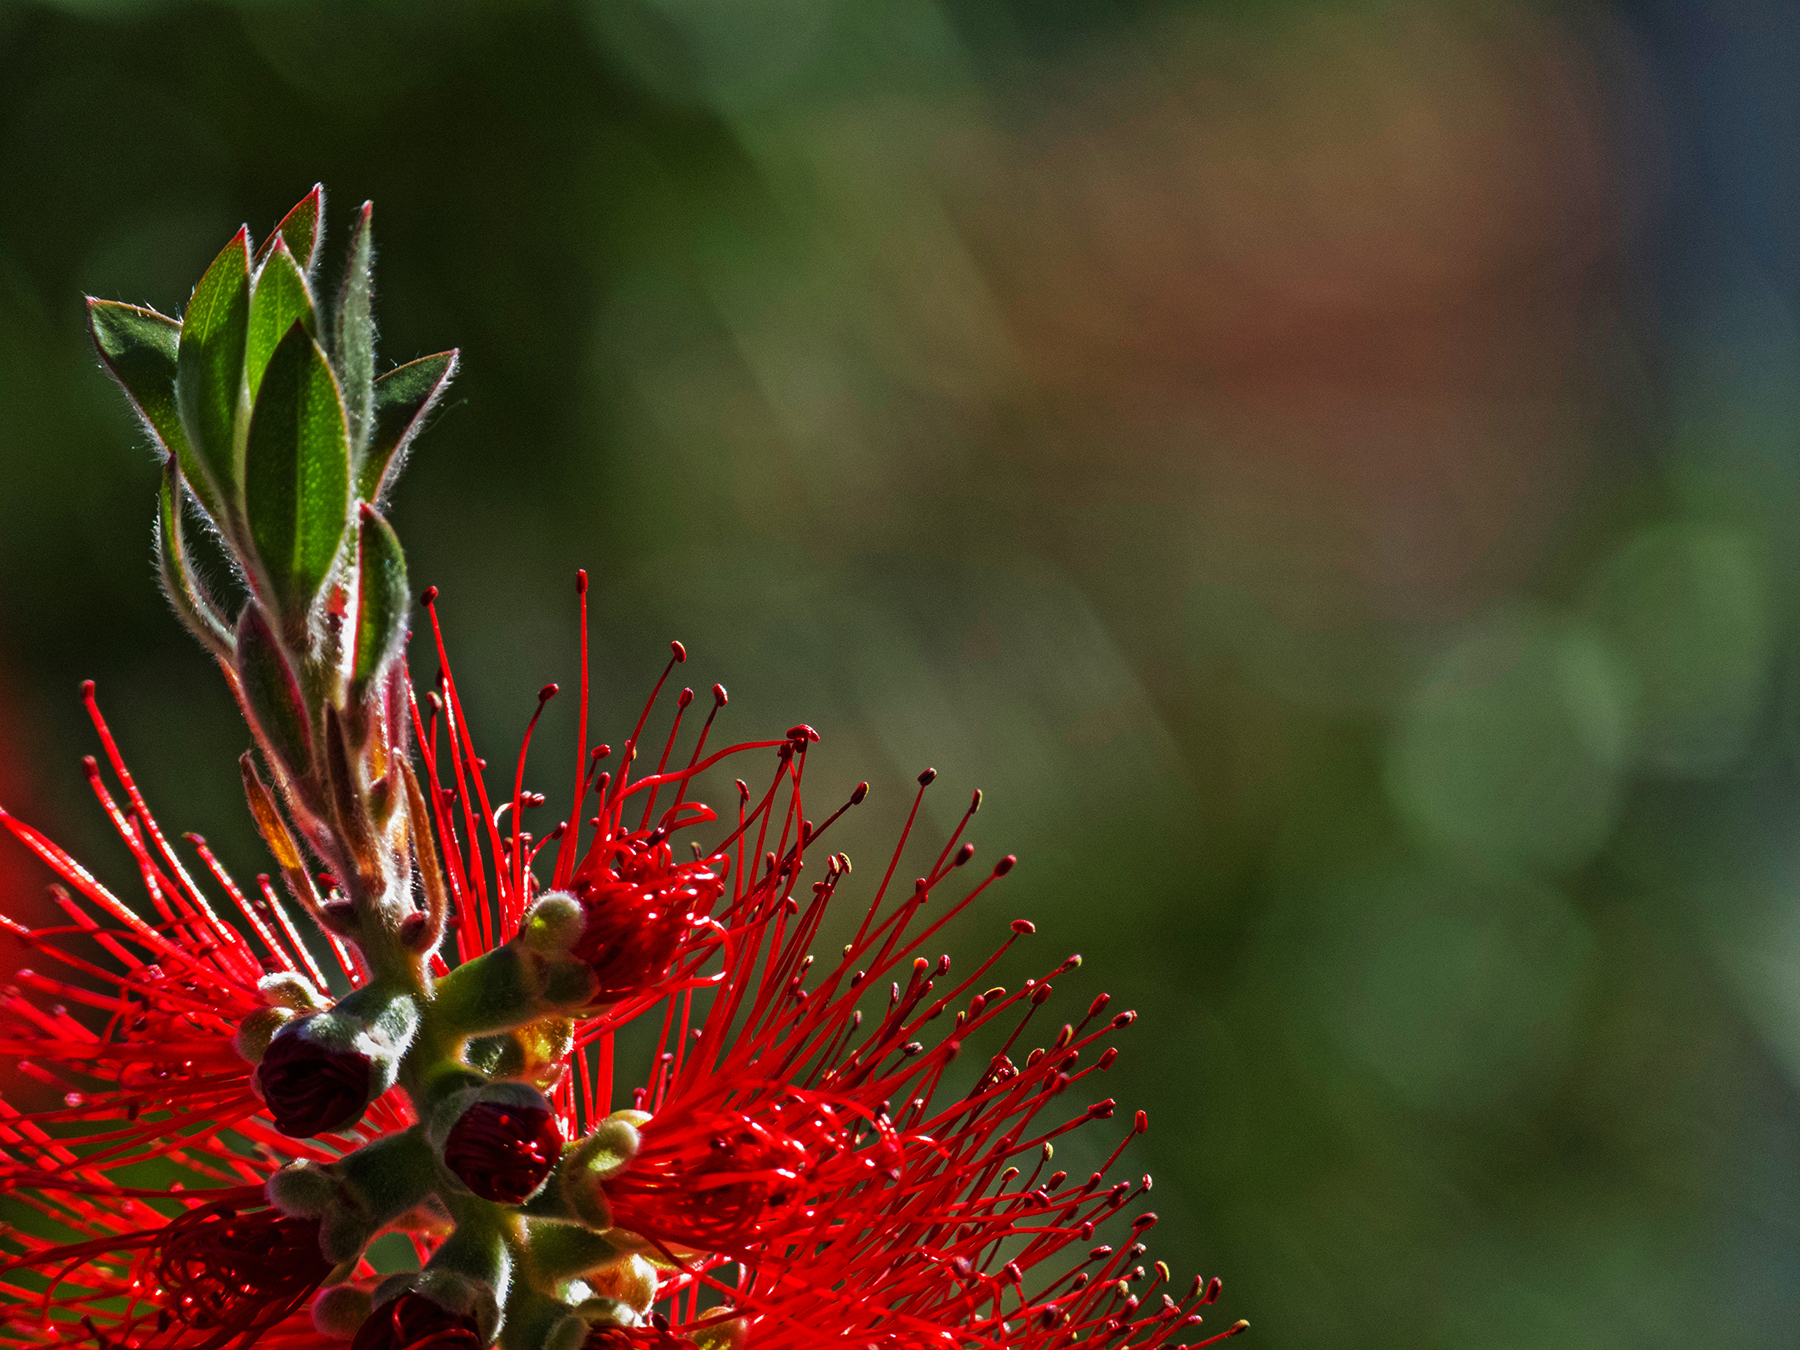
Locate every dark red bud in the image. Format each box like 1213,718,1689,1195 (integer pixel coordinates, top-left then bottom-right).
421,586,438,605
443,1099,564,1204
995,854,1017,876
954,843,975,867
712,683,728,706
917,767,937,786
254,1020,371,1137
670,641,687,662
850,782,869,805
351,1292,482,1350
1011,918,1035,935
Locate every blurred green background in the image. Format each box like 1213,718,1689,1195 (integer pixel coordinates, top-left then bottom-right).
4,0,1800,1344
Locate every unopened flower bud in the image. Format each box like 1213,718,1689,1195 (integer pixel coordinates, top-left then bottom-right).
583,1254,658,1316
253,991,418,1138
350,1291,482,1350
312,1283,375,1339
440,1088,564,1204
259,970,327,1012
254,1019,374,1137
522,894,586,953
562,1113,643,1229
465,1016,574,1089
234,1005,296,1064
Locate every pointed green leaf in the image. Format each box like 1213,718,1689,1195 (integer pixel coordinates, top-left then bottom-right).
246,321,351,621
156,459,234,657
351,504,409,690
248,238,317,400
254,184,324,275
359,350,458,504
176,227,251,506
88,299,224,523
236,602,313,775
333,201,375,456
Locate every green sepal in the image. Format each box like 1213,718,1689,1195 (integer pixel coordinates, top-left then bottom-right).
527,1225,632,1284
431,946,536,1038
89,299,228,524
247,238,317,401
235,602,314,776
155,459,234,657
245,320,351,623
332,1126,438,1231
176,226,251,508
333,201,376,456
253,183,324,275
352,503,408,692
360,349,457,505
499,1291,586,1350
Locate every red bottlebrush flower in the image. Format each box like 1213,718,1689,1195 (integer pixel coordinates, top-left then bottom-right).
442,1099,564,1203
407,586,1243,1347
0,690,412,1347
0,1186,333,1350
254,1017,374,1137
602,1093,862,1253
563,831,726,1007
28,194,1238,1350
0,580,1240,1350
350,1293,482,1350
151,1194,334,1343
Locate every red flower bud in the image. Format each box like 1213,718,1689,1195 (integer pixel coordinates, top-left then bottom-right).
351,1292,483,1350
254,1018,372,1137
443,1099,565,1203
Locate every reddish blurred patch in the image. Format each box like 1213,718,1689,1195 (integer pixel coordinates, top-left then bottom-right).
958,4,1625,631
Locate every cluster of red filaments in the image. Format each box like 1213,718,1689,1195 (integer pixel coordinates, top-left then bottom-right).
0,575,1243,1350
562,824,727,1008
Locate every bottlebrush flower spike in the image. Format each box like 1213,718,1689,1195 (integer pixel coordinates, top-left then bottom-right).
0,185,1242,1350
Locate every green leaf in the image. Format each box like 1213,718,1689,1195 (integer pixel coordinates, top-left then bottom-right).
156,459,234,656
352,504,409,690
333,201,375,456
236,602,314,775
254,184,324,275
88,299,225,523
176,227,252,506
248,238,317,401
246,321,351,621
359,350,458,504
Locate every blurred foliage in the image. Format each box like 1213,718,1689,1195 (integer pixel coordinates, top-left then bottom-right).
4,0,1800,1345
